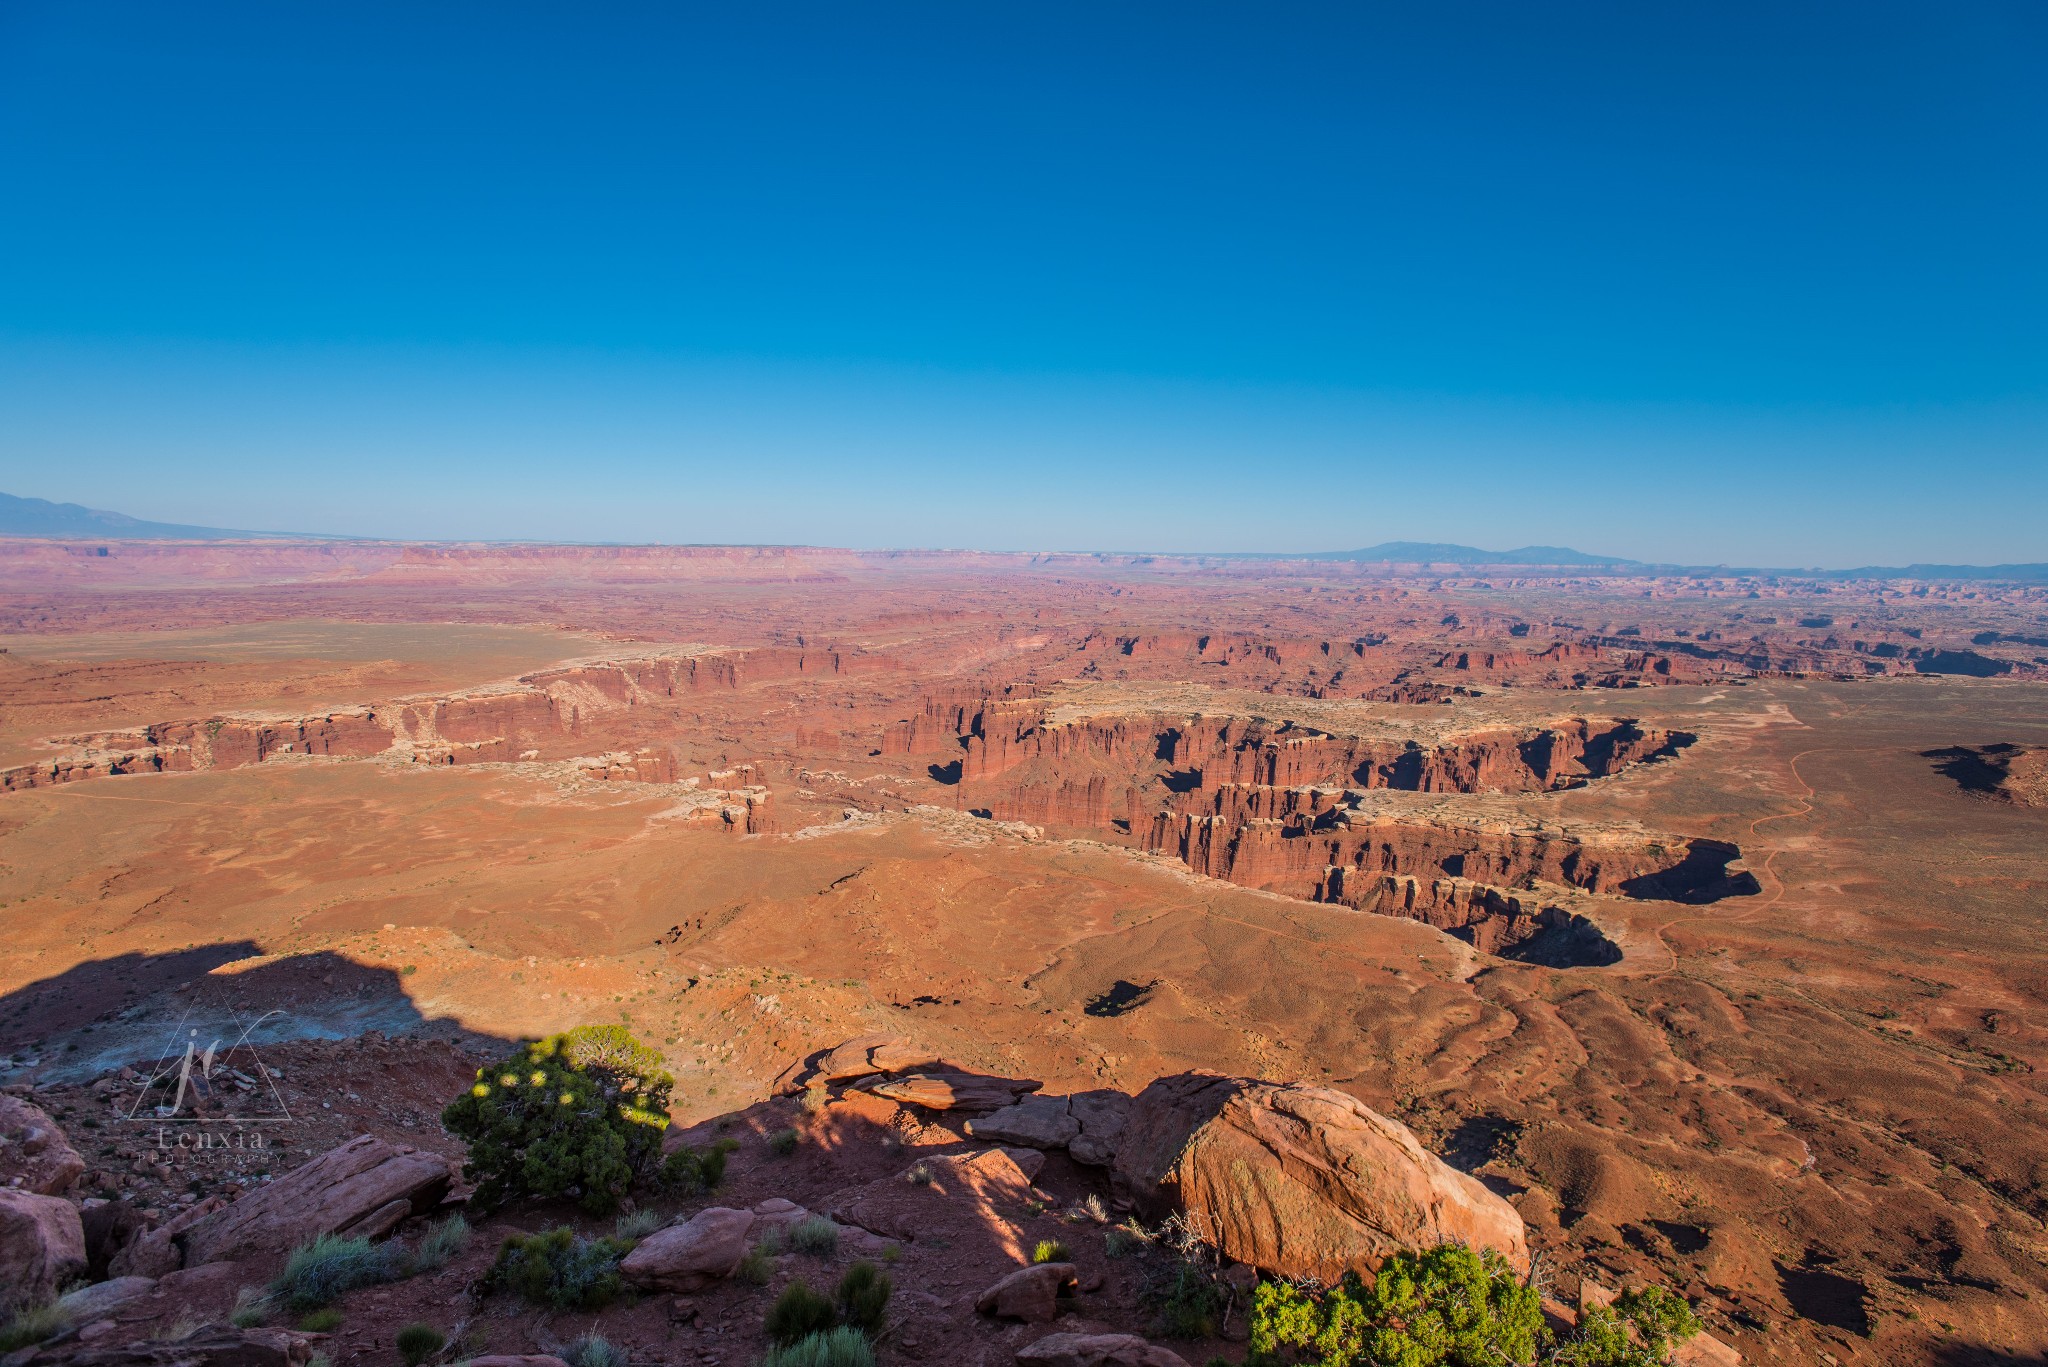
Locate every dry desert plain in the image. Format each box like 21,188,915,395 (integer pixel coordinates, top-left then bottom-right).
2,539,2047,1365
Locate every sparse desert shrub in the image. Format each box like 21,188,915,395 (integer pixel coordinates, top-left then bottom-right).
800,1083,830,1114
441,1025,673,1215
1082,1194,1109,1223
737,1241,776,1285
1152,1262,1224,1340
789,1214,839,1255
566,1333,626,1367
769,1127,800,1157
0,1302,68,1353
765,1280,837,1345
395,1322,446,1367
1548,1287,1702,1367
757,1327,876,1367
658,1138,740,1195
614,1208,664,1240
905,1162,933,1186
1033,1238,1069,1265
1104,1221,1147,1258
229,1288,270,1329
1248,1243,1544,1367
487,1228,628,1311
271,1233,403,1312
408,1213,472,1273
297,1309,344,1333
833,1260,892,1337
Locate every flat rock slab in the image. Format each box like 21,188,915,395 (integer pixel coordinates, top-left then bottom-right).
868,1071,1041,1113
1017,1333,1194,1367
968,1095,1080,1148
823,1149,1035,1244
178,1135,453,1268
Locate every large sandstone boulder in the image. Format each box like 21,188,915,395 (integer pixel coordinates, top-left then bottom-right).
0,1094,86,1196
176,1135,452,1267
1112,1073,1528,1283
0,1188,87,1304
975,1262,1076,1322
618,1206,755,1291
1017,1333,1193,1367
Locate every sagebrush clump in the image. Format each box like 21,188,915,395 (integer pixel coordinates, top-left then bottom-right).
488,1228,630,1310
757,1327,876,1367
765,1281,837,1345
270,1233,403,1313
834,1260,893,1337
395,1323,445,1367
441,1025,673,1215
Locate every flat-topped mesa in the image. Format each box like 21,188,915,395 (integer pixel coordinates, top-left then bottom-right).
0,645,865,793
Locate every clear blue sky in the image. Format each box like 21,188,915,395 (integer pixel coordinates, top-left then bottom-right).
2,3,2042,565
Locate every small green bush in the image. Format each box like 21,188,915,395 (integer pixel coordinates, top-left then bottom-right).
0,1302,68,1353
1549,1287,1703,1367
658,1138,739,1195
765,1280,837,1345
271,1233,403,1312
769,1127,800,1157
488,1228,629,1311
567,1333,626,1367
834,1260,892,1337
1154,1263,1223,1340
1033,1238,1069,1265
757,1327,876,1367
297,1309,344,1333
441,1025,674,1216
789,1215,840,1255
395,1323,446,1367
1249,1244,1544,1367
229,1288,270,1329
738,1241,776,1285
408,1213,472,1274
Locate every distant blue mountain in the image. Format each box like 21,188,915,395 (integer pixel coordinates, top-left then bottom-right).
0,491,267,539
1306,542,1645,566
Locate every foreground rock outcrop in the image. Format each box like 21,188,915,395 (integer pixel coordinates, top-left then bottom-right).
0,1187,88,1302
0,1094,87,1196
1111,1072,1529,1283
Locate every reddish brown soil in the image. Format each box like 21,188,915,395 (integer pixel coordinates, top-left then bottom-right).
4,541,2048,1365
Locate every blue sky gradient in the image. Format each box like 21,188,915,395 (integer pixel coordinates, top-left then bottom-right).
2,3,2042,564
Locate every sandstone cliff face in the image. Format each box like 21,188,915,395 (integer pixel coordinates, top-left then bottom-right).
0,647,852,793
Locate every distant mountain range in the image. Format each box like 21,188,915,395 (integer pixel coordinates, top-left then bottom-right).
1307,542,1644,567
2,492,2041,579
0,491,272,540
